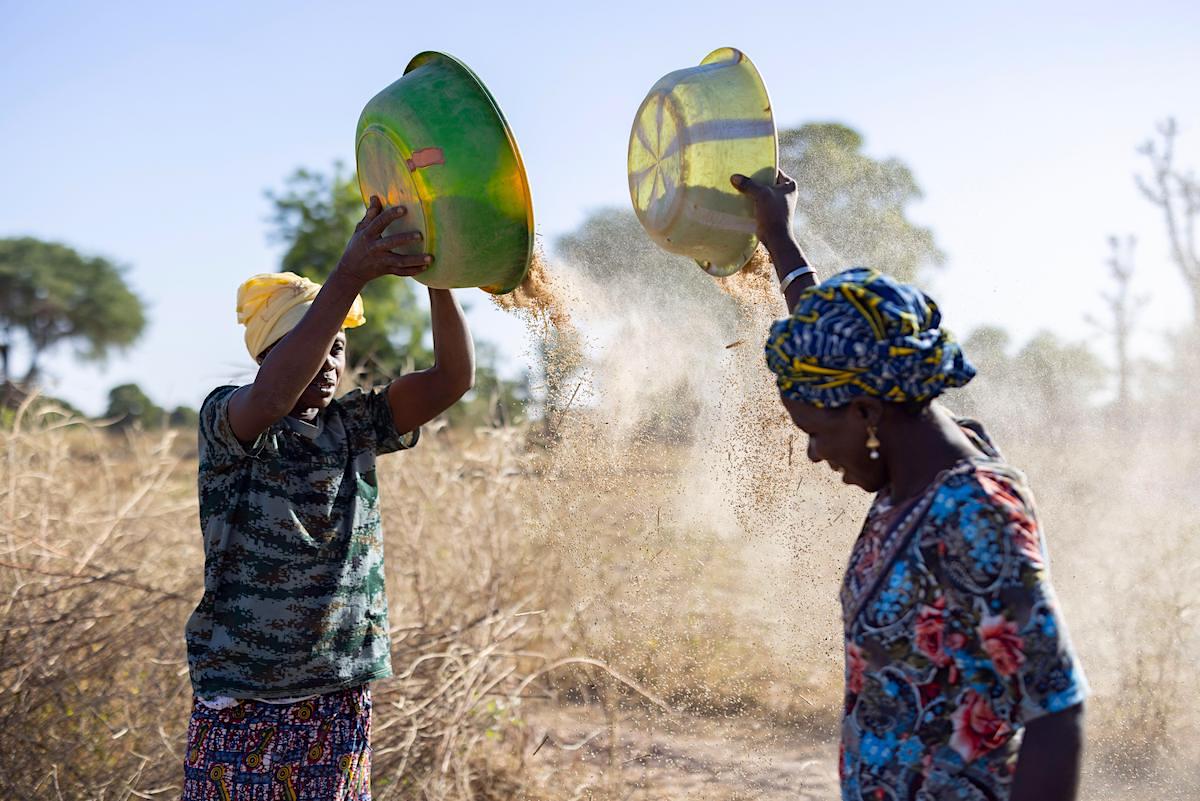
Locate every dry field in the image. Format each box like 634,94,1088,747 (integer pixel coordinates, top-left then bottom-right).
2,369,1199,800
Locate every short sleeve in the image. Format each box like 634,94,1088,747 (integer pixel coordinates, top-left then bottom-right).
336,386,419,456
198,385,268,460
933,469,1089,725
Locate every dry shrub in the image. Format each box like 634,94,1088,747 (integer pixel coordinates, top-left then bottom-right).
945,382,1200,798
369,425,566,799
1002,420,1200,798
0,399,644,801
4,338,1200,801
0,397,194,800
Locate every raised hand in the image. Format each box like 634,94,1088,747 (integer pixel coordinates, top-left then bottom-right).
336,195,433,284
731,169,799,252
732,170,814,310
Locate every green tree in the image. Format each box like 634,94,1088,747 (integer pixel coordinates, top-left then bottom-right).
266,163,430,379
780,122,944,282
960,325,1013,379
105,383,164,429
169,405,200,429
950,327,1106,441
1011,332,1106,412
0,389,84,429
0,238,146,384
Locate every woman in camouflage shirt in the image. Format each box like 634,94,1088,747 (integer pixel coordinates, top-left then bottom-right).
183,196,475,800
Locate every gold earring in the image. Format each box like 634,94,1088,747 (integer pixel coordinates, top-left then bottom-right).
866,425,881,460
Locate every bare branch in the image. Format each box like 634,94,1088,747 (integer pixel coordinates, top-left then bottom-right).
1137,118,1200,317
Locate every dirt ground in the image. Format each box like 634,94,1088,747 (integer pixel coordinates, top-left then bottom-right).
525,707,839,800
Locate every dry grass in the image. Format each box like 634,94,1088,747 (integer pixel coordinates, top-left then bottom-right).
0,400,194,799
2,384,1199,800
0,398,755,801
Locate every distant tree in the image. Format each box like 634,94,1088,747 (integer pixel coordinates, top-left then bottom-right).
1137,118,1199,339
952,327,1106,441
105,383,164,429
266,163,431,380
961,325,1013,373
780,123,944,282
1085,236,1145,414
0,238,146,385
0,388,84,429
1013,332,1107,414
169,405,200,429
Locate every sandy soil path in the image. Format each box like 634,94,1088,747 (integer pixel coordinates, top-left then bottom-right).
526,708,840,800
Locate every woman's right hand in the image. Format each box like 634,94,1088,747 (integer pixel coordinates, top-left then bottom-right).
335,195,432,285
731,169,799,252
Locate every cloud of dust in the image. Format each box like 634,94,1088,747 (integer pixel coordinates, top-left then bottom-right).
492,213,1200,792
491,227,864,690
493,233,835,537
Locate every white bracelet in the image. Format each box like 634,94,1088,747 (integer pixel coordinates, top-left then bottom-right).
779,266,816,294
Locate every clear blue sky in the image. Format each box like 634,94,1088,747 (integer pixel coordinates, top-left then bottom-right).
2,1,1197,413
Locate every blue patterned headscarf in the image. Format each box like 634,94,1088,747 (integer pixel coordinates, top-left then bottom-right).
765,268,975,408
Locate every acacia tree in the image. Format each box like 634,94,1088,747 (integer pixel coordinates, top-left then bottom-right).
105,382,163,429
951,326,1106,443
0,238,145,385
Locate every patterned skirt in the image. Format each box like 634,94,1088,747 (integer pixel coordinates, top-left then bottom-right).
182,685,372,801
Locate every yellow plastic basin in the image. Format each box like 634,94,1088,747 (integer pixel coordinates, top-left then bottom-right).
628,47,778,277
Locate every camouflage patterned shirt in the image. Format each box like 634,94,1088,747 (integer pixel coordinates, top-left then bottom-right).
185,385,417,699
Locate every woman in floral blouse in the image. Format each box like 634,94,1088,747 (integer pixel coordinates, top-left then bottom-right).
732,171,1088,801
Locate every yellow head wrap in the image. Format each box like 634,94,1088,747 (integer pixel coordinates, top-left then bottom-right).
236,272,366,359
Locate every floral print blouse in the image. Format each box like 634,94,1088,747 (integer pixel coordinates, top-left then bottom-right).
839,430,1087,801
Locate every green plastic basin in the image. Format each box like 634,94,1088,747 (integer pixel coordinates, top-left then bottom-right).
355,52,534,294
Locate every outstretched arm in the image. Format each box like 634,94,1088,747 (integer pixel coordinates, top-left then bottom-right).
1011,703,1084,801
386,288,475,434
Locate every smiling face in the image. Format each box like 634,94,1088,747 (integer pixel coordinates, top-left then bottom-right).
781,394,888,493
258,331,348,413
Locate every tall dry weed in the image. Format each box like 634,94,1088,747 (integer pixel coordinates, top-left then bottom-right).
4,362,1199,801
0,401,645,800
0,397,193,800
